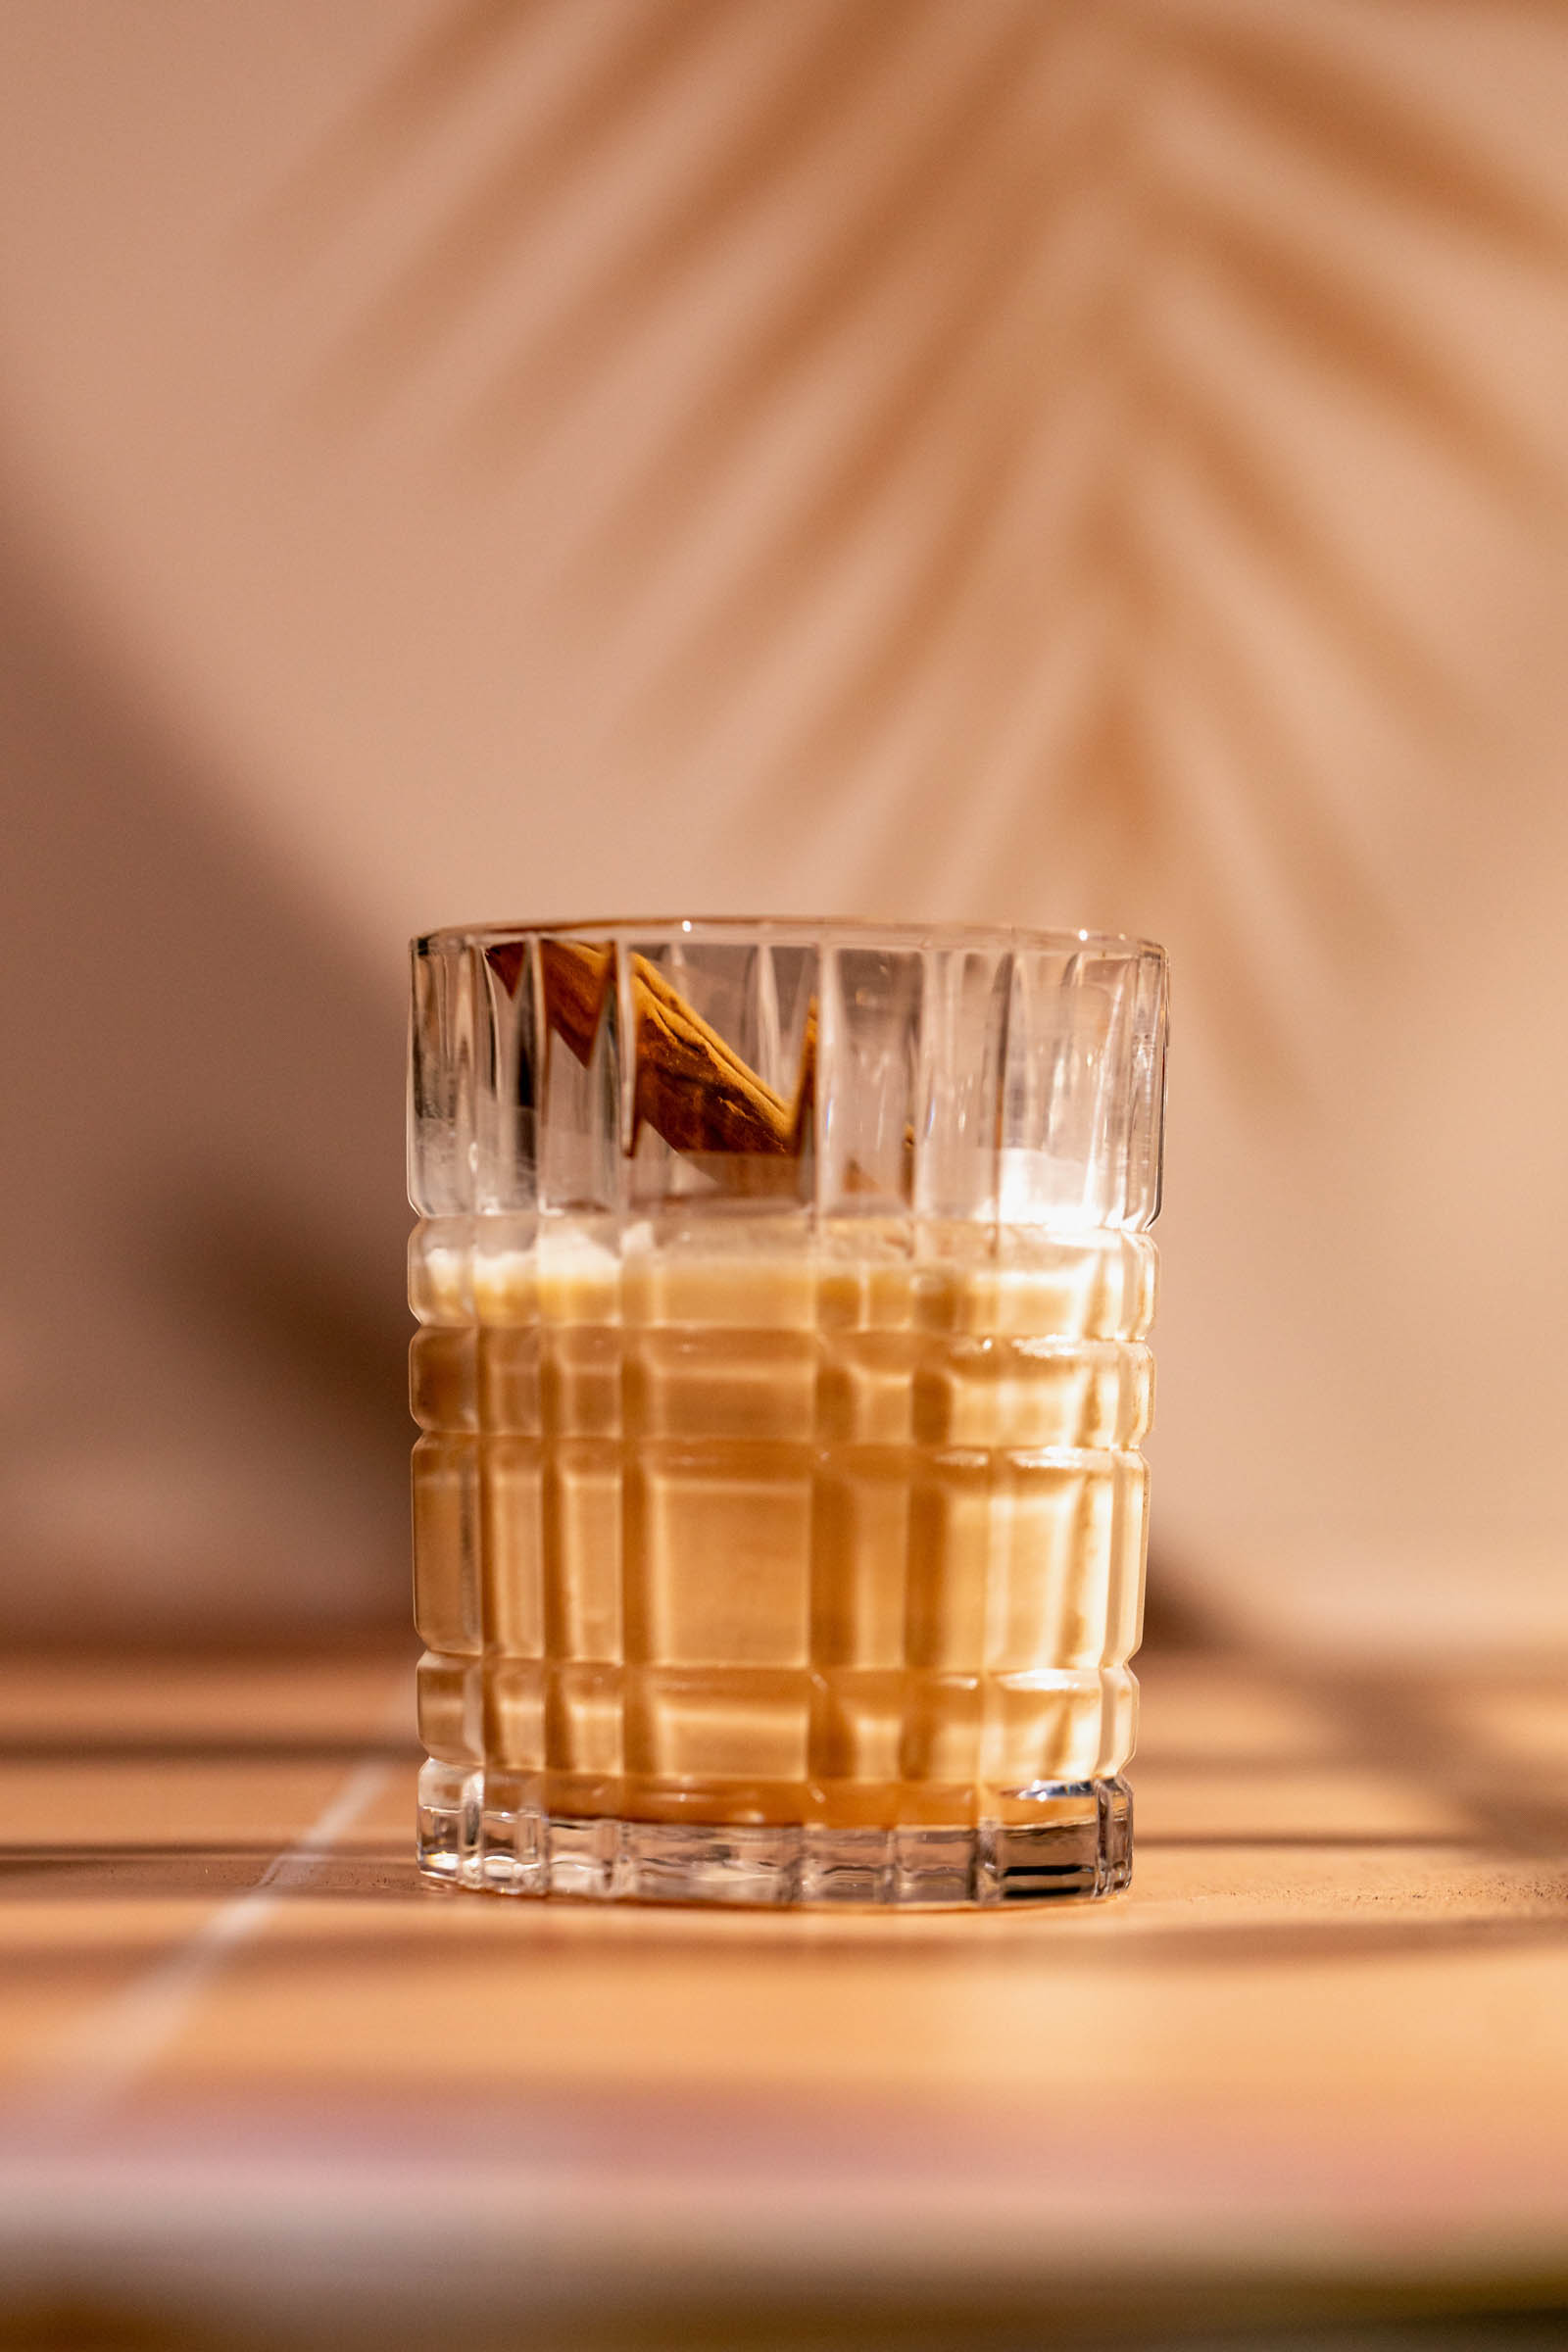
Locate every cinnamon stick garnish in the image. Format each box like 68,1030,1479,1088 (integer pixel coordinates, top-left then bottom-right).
533,937,814,1164
490,937,908,1192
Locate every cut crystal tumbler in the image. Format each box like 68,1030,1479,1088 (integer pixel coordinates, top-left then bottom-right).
409,921,1167,1904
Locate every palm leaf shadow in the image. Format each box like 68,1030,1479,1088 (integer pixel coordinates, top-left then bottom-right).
307,0,735,412
253,0,553,257
462,0,952,453
272,0,1568,1073
612,59,1103,763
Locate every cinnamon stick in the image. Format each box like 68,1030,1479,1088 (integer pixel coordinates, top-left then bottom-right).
534,937,814,1163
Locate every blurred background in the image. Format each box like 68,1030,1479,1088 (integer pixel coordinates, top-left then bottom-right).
3,0,1567,1662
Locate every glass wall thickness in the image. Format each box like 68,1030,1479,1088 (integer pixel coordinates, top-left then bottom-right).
409,921,1167,1904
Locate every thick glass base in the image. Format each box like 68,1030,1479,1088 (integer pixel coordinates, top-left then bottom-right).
416,1762,1132,1905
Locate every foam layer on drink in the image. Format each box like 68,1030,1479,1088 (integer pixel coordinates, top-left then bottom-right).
410,1217,1154,1829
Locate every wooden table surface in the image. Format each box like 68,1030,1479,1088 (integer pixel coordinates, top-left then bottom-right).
2,1634,1567,2348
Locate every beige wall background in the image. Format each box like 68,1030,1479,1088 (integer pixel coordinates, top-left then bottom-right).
2,0,1566,1653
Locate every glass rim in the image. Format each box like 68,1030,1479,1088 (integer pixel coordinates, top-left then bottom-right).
414,914,1166,962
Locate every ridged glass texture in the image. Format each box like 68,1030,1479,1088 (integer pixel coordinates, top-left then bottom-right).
409,920,1167,1904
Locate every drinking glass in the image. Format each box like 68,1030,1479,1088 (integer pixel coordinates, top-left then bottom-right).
409,920,1167,1903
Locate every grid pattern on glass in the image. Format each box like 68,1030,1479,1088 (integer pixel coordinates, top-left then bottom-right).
409,922,1166,1902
